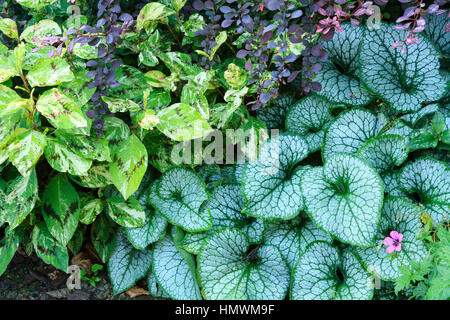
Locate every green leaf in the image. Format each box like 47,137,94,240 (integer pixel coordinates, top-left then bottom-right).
109,135,148,200
209,31,227,61
425,13,450,57
91,214,116,263
356,197,428,281
1,169,38,229
242,134,309,220
15,0,57,9
432,111,446,137
264,218,333,271
102,96,141,113
44,138,92,176
399,157,450,226
32,222,69,272
106,196,146,228
0,18,18,39
256,95,294,130
157,103,213,141
7,130,46,177
69,164,112,189
79,198,103,225
0,227,21,277
359,23,446,112
136,2,175,31
54,132,111,162
108,229,152,294
0,100,27,149
357,134,408,174
291,241,373,300
36,88,88,130
0,84,20,109
104,117,131,151
58,70,95,108
152,233,202,300
198,228,290,300
41,175,80,246
0,49,19,84
27,58,74,87
20,19,61,43
148,168,211,232
323,108,384,161
301,153,384,247
172,0,187,12
315,23,372,106
136,109,159,130
285,95,334,153
407,132,438,152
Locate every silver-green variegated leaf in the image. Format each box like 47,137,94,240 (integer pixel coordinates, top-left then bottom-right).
425,13,450,57
69,164,112,188
32,222,69,272
106,196,146,228
1,170,38,229
109,135,148,200
180,232,209,255
382,171,408,197
356,197,428,281
54,132,111,162
323,108,385,161
36,88,88,130
285,95,334,152
291,241,373,300
41,175,80,246
7,130,46,177
399,157,450,226
359,23,446,113
315,23,372,106
126,206,168,250
108,229,152,294
357,134,408,174
27,58,74,87
148,168,211,232
301,153,384,247
264,217,333,271
147,272,170,298
15,0,57,9
256,95,294,129
152,233,202,300
242,134,309,220
402,103,439,127
20,19,61,43
198,228,290,300
44,138,92,176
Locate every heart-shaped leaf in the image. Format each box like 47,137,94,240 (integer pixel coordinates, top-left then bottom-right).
197,228,290,300
425,13,450,57
152,231,202,300
108,229,152,294
315,23,372,106
242,134,309,220
323,108,385,161
291,241,373,300
285,95,334,152
359,23,447,113
357,134,408,174
109,135,148,200
264,217,333,271
356,197,428,281
41,174,80,246
148,168,211,232
399,157,449,226
256,95,295,130
301,153,384,247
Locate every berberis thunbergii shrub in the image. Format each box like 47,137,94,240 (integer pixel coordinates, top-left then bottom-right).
0,0,449,301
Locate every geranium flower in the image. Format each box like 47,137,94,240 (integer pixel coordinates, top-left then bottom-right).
383,231,403,254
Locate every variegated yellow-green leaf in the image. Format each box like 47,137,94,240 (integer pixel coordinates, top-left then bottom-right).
136,2,175,31
41,175,80,246
54,131,111,162
32,222,69,272
44,138,92,176
136,109,159,130
0,84,20,110
157,103,213,141
0,227,22,277
27,58,74,87
0,99,28,150
20,19,61,43
0,18,18,39
106,196,146,228
36,88,87,130
109,135,148,200
79,198,103,225
102,96,141,113
7,130,47,177
69,164,112,189
0,49,19,83
15,0,57,9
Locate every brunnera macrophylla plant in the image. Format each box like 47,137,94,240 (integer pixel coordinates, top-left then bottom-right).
0,0,449,301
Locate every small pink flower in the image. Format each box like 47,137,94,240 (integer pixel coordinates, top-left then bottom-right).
383,230,403,254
